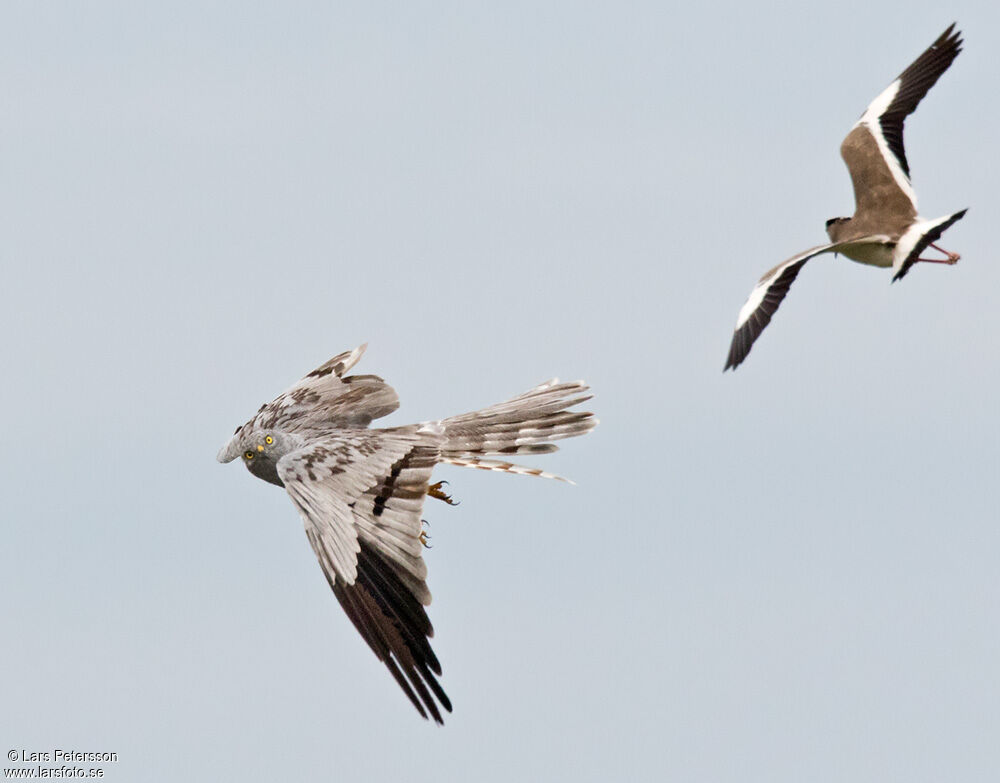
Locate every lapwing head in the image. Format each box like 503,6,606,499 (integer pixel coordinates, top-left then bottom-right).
825,216,851,242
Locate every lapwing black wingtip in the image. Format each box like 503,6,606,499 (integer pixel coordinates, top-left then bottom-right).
891,267,909,283
725,328,753,371
933,23,962,54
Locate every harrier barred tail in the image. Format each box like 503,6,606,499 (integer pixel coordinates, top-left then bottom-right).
217,344,597,723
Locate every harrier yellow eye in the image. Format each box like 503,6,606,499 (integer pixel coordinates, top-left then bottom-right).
244,451,254,460
265,436,273,444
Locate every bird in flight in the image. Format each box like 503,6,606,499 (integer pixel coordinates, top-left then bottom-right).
217,344,596,723
725,23,966,371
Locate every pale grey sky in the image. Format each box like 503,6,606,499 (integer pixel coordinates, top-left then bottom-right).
3,2,999,781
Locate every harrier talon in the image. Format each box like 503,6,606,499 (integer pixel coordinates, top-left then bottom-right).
427,480,458,506
419,523,432,549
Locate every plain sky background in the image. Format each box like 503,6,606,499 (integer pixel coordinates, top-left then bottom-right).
3,2,999,781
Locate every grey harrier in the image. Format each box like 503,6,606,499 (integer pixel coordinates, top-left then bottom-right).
217,344,596,722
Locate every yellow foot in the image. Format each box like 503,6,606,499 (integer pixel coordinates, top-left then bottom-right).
419,522,432,549
427,480,458,505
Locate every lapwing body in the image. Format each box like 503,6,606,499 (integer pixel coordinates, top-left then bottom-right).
725,24,966,371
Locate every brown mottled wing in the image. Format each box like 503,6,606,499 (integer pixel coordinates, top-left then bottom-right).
840,125,917,226
277,432,452,723
843,25,962,223
252,344,399,435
